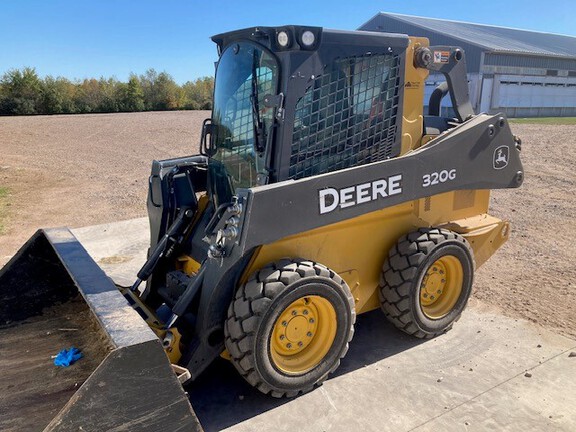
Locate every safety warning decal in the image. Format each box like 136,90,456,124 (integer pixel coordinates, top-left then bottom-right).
404,81,421,89
433,51,450,63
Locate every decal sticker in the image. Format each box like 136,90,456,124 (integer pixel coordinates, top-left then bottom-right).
404,81,421,89
319,174,403,214
493,145,509,170
422,169,457,188
433,51,450,63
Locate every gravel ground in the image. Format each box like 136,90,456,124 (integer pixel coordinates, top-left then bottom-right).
0,111,574,339
0,111,206,261
473,123,576,339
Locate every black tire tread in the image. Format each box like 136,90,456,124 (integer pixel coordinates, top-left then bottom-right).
379,228,474,339
224,259,355,398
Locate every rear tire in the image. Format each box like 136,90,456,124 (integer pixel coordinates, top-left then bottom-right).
224,259,355,397
379,228,474,338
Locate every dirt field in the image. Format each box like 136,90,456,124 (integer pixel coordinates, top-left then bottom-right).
0,111,574,340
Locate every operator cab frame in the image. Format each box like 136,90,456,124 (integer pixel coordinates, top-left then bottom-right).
207,26,411,201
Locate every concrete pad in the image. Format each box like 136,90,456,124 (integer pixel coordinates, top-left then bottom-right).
74,218,576,432
187,309,575,432
414,351,576,431
72,217,149,287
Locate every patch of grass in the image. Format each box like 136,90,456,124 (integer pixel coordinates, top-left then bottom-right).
509,117,576,125
0,187,9,235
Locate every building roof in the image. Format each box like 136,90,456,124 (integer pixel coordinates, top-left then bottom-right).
360,13,576,59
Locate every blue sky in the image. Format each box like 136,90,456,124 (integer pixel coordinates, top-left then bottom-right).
1,0,575,84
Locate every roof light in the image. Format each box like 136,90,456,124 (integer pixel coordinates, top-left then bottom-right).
277,31,290,48
301,30,315,47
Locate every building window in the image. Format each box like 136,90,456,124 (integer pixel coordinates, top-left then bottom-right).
546,69,558,76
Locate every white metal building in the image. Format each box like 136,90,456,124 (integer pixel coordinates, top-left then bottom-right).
360,13,576,117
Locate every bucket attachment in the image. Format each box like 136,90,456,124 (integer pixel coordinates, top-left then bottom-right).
0,228,202,432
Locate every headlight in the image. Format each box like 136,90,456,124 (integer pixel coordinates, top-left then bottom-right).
277,31,290,48
301,30,315,47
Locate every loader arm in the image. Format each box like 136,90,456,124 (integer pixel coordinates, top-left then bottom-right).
226,113,523,254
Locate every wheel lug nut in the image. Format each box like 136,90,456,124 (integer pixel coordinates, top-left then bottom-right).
423,293,428,298
279,335,285,340
298,341,303,347
282,321,287,326
309,318,315,323
287,343,292,349
433,267,437,271
303,310,308,315
430,296,435,300
437,290,441,294
291,310,297,316
441,279,446,283
439,270,444,274
307,332,312,337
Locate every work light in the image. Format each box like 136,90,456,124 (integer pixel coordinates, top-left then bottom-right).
277,31,290,47
301,30,315,46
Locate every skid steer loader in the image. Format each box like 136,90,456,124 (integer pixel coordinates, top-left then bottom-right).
0,25,523,430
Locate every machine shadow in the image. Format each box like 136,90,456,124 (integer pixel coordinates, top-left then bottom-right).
186,310,425,431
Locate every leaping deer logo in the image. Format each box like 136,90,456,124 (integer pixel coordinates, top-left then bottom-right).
495,149,507,164
493,146,509,170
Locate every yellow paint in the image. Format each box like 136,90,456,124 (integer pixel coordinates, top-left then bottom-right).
246,202,416,314
120,288,183,363
415,190,490,226
243,186,508,316
120,288,162,327
177,255,202,276
400,37,429,155
447,216,510,268
270,296,337,375
152,327,184,364
420,134,436,147
420,255,463,318
175,194,210,276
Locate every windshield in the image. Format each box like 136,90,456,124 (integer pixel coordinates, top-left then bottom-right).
210,41,279,201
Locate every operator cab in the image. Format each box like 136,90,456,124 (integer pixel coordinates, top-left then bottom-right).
205,26,410,206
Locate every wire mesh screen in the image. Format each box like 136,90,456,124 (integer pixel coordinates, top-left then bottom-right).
222,66,275,152
289,54,401,179
229,76,253,146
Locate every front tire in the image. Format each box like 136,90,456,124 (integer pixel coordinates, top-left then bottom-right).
379,228,475,338
224,259,355,397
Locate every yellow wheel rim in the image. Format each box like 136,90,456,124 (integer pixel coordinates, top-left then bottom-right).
419,255,463,319
270,295,337,375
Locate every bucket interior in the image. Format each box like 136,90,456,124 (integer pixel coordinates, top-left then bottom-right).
0,233,112,432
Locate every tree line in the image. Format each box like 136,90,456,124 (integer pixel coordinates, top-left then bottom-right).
0,67,214,116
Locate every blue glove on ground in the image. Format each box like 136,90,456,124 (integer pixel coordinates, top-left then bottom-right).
54,347,83,367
